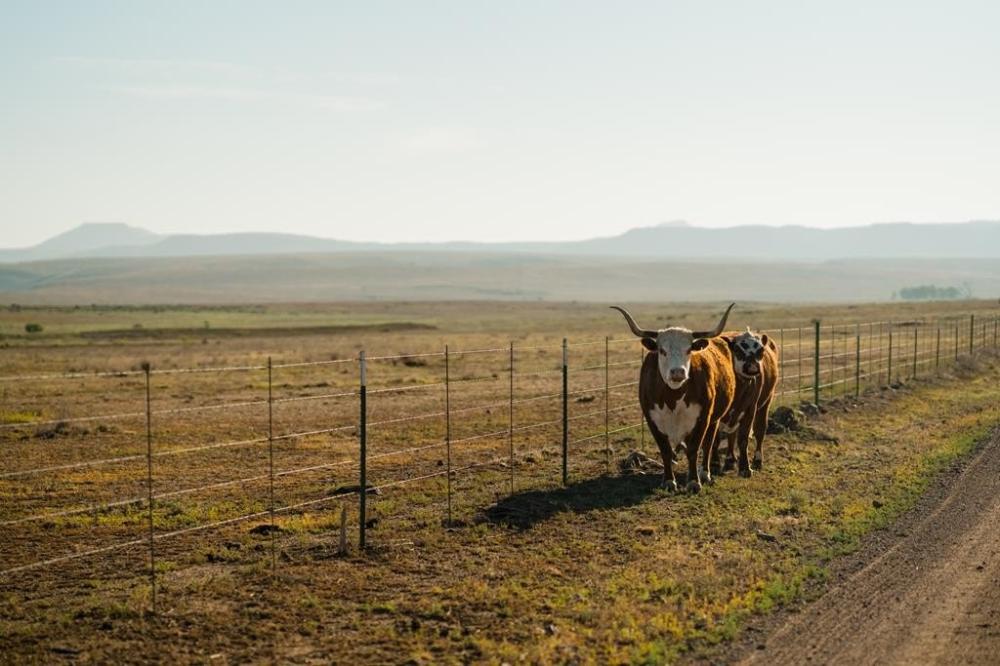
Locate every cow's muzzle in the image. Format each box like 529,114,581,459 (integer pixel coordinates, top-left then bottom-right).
668,368,687,384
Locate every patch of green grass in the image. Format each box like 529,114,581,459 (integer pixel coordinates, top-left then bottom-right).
0,410,40,424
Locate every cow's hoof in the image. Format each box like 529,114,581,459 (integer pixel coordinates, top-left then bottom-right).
723,457,737,472
698,468,713,484
738,467,753,479
751,458,763,471
661,479,678,492
686,480,702,494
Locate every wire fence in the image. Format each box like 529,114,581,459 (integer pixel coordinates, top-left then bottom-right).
1,311,998,614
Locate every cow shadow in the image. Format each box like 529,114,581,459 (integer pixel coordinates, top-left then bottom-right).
480,471,680,530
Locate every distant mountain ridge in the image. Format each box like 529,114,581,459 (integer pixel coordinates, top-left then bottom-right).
2,220,1000,263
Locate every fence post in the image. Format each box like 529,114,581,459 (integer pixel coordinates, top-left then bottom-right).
955,323,959,363
639,346,645,450
936,327,941,372
508,342,514,495
855,331,861,397
798,326,803,398
813,320,821,406
444,345,451,526
267,357,276,573
970,314,975,355
912,327,918,379
779,328,785,399
142,362,156,615
994,317,998,348
562,338,568,486
358,351,367,550
887,324,893,385
868,323,874,389
604,336,610,473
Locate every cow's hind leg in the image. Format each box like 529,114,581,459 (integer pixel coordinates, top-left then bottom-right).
700,421,721,485
710,432,724,474
737,417,754,478
751,398,772,471
723,428,738,472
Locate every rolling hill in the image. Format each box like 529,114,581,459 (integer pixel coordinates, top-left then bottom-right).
2,220,1000,263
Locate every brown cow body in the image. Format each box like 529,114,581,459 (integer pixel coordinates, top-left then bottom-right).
714,330,779,476
639,337,737,492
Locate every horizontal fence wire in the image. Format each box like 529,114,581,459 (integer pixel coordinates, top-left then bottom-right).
2,313,997,584
0,489,360,577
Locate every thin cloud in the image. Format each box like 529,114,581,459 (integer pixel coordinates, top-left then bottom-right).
404,128,490,153
113,85,383,112
54,55,251,76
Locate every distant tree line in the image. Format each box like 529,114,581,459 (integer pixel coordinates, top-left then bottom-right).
893,284,971,301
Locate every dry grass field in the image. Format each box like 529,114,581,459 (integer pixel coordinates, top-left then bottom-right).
1,299,999,664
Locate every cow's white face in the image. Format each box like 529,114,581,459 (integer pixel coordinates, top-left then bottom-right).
651,328,710,389
728,330,768,378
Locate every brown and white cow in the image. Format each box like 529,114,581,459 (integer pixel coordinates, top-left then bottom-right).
714,328,779,477
611,304,737,493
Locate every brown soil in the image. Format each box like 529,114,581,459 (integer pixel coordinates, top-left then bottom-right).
731,427,1000,666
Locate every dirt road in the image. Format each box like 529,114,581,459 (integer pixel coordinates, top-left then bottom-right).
741,427,1000,665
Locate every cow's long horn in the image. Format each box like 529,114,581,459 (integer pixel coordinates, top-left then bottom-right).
610,306,657,338
692,302,735,339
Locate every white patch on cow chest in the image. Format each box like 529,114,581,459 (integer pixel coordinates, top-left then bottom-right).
648,400,702,446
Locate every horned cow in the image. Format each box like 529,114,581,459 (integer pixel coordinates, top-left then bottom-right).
611,304,737,493
714,328,779,476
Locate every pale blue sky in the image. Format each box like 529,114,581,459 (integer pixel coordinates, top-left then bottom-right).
2,1,998,247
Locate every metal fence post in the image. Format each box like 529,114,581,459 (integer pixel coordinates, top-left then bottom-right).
970,314,975,355
358,351,367,550
887,324,893,385
912,327,918,379
562,338,568,486
779,327,785,398
868,323,874,389
444,345,451,526
936,327,941,372
142,362,156,615
604,336,610,473
813,320,821,406
994,317,998,348
267,356,276,573
639,346,645,450
854,331,861,397
508,342,514,495
798,326,803,398
955,323,959,363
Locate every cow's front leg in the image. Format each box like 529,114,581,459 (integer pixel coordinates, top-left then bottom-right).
654,438,678,492
686,418,712,493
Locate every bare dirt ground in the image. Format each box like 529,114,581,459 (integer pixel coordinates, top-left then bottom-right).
730,427,1000,666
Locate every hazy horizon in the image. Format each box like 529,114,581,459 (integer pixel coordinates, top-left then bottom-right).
8,218,1000,252
4,1,999,248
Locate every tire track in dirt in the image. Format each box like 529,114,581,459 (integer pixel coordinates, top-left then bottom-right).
740,427,1000,666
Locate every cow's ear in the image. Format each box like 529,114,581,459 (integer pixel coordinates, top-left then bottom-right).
721,335,734,347
760,334,769,347
691,338,710,352
641,337,656,352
